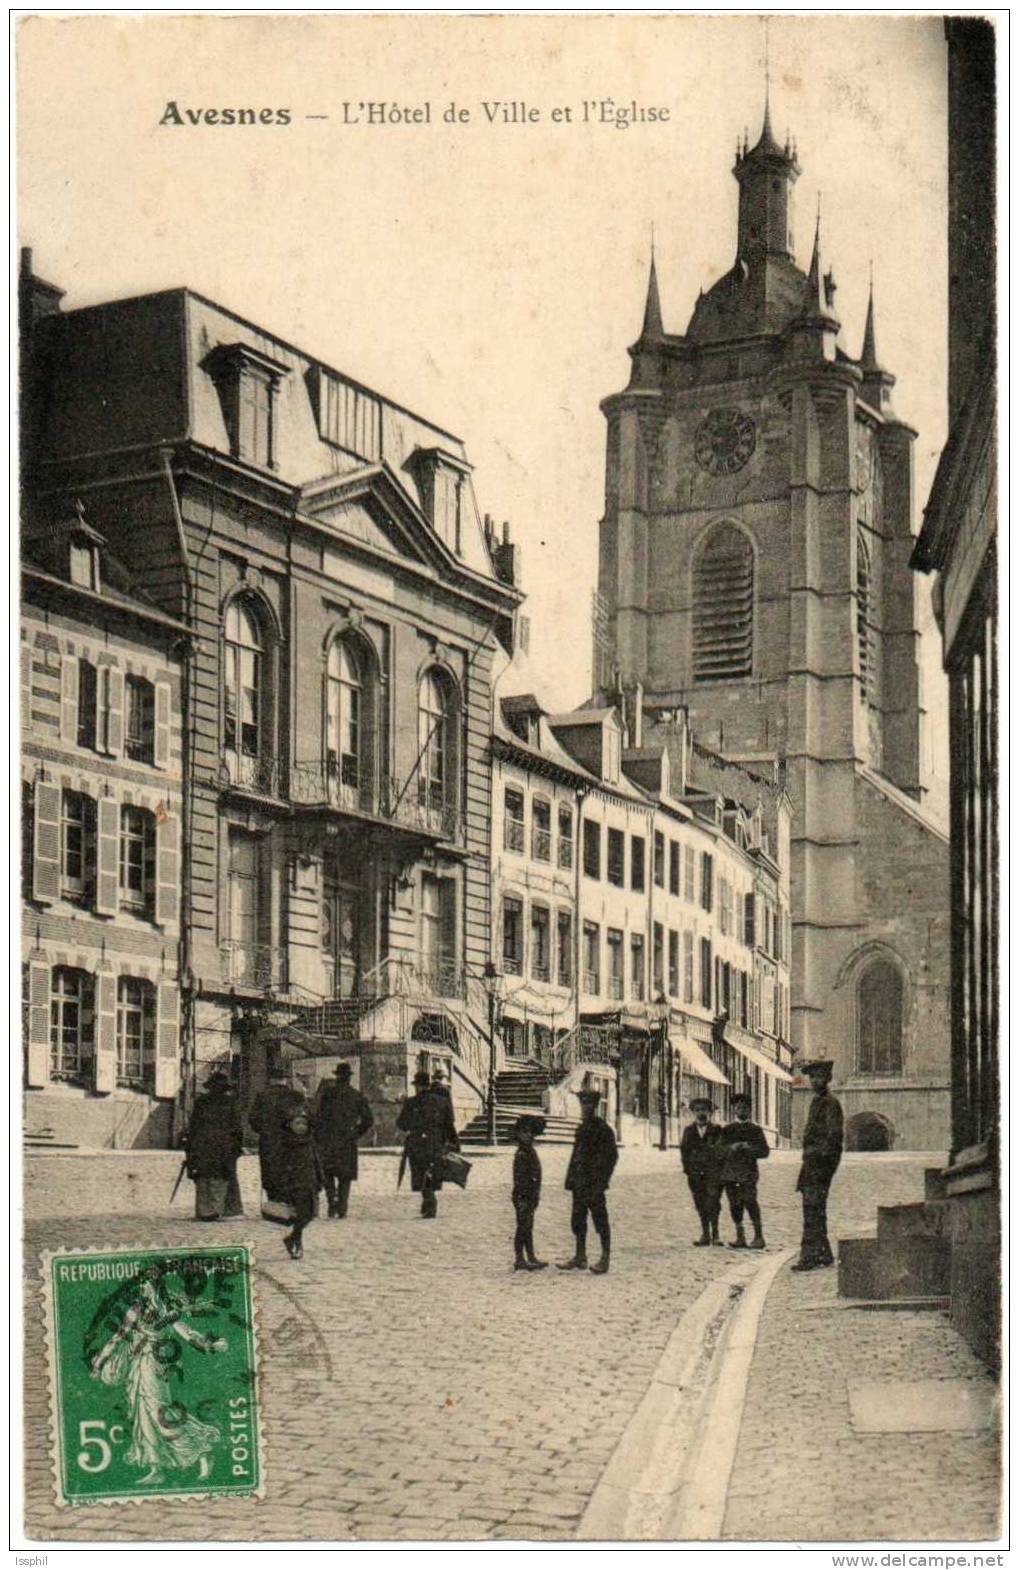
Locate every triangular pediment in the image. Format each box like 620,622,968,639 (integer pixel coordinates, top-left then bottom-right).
299,464,437,568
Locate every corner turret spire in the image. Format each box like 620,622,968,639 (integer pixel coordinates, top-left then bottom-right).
860,266,879,369
639,243,664,341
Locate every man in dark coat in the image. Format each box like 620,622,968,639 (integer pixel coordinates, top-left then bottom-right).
186,1070,244,1221
248,1066,307,1209
558,1087,618,1275
792,1060,844,1271
396,1068,460,1218
719,1091,770,1249
680,1096,725,1246
313,1061,374,1218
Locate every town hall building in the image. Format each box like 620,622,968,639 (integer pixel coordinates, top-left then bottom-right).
594,101,951,1149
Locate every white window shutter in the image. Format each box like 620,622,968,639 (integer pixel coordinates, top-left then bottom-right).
154,982,180,1099
95,798,120,916
33,782,61,903
153,678,172,770
155,811,179,928
104,667,125,756
95,971,116,1093
26,960,51,1088
60,655,80,745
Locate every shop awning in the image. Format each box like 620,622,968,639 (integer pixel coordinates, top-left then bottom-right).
674,1035,729,1087
730,1037,794,1083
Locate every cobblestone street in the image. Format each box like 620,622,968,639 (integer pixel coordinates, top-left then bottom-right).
23,1148,997,1543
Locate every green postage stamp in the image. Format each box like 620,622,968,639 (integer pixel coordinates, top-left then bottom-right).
43,1243,263,1506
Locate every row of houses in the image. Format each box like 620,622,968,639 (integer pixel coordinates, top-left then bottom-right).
19,250,792,1150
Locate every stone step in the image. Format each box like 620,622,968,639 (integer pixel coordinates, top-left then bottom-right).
877,1200,947,1244
838,1232,950,1302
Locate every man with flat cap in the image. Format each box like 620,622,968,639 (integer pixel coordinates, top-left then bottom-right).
792,1060,844,1271
559,1087,618,1275
680,1096,724,1246
313,1060,374,1218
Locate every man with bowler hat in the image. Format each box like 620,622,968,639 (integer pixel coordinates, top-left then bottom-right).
792,1060,844,1270
397,1067,459,1218
559,1087,618,1275
313,1060,374,1218
680,1096,724,1246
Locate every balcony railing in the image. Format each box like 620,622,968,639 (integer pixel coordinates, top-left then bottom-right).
608,976,624,1001
504,818,525,853
289,764,465,845
220,940,286,991
531,827,551,861
531,960,550,984
221,753,286,798
503,952,523,977
369,952,465,1001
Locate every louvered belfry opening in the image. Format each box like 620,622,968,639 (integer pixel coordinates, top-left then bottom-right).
693,524,754,682
856,529,877,703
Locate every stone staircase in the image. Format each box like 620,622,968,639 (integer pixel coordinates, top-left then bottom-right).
459,1058,579,1146
838,1167,950,1303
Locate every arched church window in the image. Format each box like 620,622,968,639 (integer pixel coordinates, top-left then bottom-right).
857,530,876,702
857,958,903,1075
692,524,754,683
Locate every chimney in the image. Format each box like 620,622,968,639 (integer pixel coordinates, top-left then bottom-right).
491,517,520,587
621,680,644,749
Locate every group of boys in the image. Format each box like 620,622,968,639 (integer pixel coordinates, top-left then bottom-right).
508,1059,843,1272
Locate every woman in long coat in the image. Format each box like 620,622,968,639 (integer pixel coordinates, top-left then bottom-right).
277,1104,325,1260
248,1068,307,1213
186,1070,244,1221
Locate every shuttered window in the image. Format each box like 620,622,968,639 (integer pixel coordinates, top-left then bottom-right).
50,967,95,1081
116,977,156,1087
693,525,754,682
125,677,155,764
119,806,157,916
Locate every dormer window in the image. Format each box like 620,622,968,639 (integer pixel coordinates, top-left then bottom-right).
203,343,289,470
69,538,97,589
407,447,472,554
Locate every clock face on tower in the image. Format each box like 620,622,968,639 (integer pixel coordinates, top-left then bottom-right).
694,407,757,476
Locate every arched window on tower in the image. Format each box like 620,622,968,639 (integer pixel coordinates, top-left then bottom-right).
857,530,876,704
693,524,754,683
857,958,903,1075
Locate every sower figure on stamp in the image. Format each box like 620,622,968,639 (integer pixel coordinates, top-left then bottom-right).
313,1061,374,1218
249,1062,307,1217
558,1087,618,1275
792,1060,844,1271
680,1096,724,1246
720,1090,769,1249
397,1067,460,1218
186,1070,244,1221
510,1114,548,1272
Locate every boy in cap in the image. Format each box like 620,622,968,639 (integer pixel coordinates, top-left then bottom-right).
559,1087,618,1275
680,1097,724,1245
792,1060,844,1270
510,1115,548,1271
719,1090,769,1249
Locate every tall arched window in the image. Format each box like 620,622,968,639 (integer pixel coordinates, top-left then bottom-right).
224,599,262,772
693,524,754,682
327,640,363,789
417,669,459,823
857,530,875,702
857,959,904,1075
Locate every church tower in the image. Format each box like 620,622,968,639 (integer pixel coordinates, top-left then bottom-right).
597,101,950,1149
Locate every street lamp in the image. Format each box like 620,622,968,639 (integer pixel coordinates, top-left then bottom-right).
483,960,500,1146
655,993,670,1151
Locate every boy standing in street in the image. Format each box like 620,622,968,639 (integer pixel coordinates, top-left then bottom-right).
720,1090,770,1249
510,1115,548,1271
680,1096,724,1246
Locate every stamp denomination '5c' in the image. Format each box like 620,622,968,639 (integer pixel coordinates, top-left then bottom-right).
43,1244,263,1506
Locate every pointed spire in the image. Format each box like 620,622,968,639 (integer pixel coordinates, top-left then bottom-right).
860,264,879,368
803,198,824,312
640,239,664,341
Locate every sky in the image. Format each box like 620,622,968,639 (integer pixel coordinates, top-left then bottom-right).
16,13,949,817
